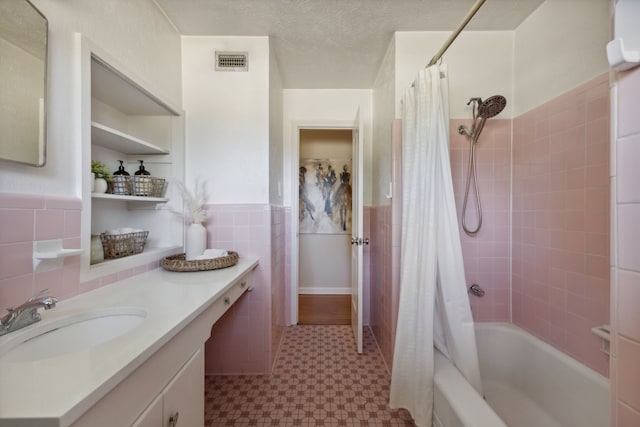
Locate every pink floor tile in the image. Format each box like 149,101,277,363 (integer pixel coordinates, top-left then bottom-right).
205,325,415,426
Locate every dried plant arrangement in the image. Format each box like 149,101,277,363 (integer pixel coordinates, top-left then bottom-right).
165,179,207,224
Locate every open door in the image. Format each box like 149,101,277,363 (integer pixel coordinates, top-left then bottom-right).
351,109,365,354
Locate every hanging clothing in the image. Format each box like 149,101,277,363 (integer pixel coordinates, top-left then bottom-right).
389,64,483,427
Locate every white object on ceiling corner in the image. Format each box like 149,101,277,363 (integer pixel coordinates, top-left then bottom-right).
607,0,640,71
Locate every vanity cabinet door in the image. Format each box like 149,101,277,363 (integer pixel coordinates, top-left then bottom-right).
130,348,203,427
162,348,204,427
131,394,162,427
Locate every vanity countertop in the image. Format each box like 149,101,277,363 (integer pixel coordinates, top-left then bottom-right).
0,257,258,426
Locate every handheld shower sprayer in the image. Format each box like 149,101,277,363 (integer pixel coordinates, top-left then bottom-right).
458,96,506,141
459,95,507,234
459,98,483,137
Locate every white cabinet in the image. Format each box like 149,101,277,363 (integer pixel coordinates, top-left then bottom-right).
130,392,162,427
132,349,204,427
162,348,204,427
78,35,185,281
68,268,254,427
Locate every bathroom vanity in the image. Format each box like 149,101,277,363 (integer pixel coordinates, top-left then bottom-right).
0,257,258,427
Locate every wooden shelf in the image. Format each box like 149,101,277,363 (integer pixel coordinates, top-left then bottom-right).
92,193,169,203
91,122,168,155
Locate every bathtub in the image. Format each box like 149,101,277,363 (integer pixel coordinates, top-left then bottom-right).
433,322,609,427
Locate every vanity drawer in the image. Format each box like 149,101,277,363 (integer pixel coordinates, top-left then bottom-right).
206,271,252,325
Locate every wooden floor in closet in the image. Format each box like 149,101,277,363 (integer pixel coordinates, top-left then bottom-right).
298,294,351,325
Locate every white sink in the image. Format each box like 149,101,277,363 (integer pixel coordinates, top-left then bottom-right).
0,306,147,363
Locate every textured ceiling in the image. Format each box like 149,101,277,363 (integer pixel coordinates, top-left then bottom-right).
154,0,545,89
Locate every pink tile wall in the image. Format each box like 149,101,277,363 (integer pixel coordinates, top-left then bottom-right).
390,119,403,369
373,115,510,372
376,88,610,382
370,119,402,372
270,206,286,366
0,196,285,374
450,118,512,322
512,73,610,376
0,193,161,310
612,64,640,425
284,208,292,324
363,206,371,326
204,204,285,374
369,204,393,370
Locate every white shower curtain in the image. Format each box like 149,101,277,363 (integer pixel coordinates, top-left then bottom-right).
389,65,483,427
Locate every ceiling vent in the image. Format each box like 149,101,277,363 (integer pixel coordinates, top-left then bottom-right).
215,51,249,71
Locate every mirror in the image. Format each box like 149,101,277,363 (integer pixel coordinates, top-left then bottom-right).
0,0,47,166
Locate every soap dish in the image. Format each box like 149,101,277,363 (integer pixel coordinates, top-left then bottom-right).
161,251,239,272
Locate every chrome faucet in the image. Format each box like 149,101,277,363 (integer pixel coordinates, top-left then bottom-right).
0,289,57,336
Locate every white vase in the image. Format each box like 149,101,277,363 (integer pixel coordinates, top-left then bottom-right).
186,223,207,260
91,173,96,192
94,177,108,193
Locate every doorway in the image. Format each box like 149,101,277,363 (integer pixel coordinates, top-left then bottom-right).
290,114,365,353
297,129,353,325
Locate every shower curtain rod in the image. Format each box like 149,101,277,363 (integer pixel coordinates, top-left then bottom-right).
427,0,487,66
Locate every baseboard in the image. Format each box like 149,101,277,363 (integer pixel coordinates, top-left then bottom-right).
298,287,351,295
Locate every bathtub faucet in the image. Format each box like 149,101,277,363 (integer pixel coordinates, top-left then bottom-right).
468,284,485,297
0,289,57,336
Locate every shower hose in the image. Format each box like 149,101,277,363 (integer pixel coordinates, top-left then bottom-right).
462,136,482,234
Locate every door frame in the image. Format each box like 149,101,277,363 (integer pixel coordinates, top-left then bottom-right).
289,120,357,326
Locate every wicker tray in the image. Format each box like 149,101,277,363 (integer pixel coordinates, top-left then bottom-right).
161,251,239,272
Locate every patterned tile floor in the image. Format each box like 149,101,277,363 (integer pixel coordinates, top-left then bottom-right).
205,325,416,426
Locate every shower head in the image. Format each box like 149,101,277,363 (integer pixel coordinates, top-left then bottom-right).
460,95,508,142
477,95,507,119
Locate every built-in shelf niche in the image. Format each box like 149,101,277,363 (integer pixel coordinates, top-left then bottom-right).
79,34,185,282
91,122,169,155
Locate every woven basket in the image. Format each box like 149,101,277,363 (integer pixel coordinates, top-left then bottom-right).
131,176,167,197
131,176,153,197
100,231,149,259
111,175,131,195
151,178,168,197
161,251,239,272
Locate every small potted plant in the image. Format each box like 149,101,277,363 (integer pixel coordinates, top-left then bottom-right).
91,160,112,193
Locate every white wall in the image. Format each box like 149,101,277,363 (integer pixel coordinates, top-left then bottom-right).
299,129,352,294
269,39,284,206
372,38,396,207
282,89,373,207
395,31,514,120
513,0,610,116
182,36,270,204
299,235,352,294
370,31,513,208
0,0,181,197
